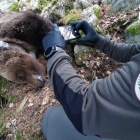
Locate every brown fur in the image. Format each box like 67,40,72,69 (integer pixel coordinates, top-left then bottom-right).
0,11,53,53
0,11,53,88
0,47,46,87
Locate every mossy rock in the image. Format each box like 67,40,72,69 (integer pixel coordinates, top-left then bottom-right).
125,20,140,43
9,2,20,11
74,45,94,66
66,15,80,25
93,5,101,22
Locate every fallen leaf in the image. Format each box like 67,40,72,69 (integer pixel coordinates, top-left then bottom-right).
28,96,34,103
28,103,33,107
7,134,13,137
9,103,13,108
42,96,50,105
6,122,11,129
39,109,44,114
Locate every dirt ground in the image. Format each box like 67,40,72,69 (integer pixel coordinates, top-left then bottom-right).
0,10,137,140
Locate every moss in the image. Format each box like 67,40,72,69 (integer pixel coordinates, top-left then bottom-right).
93,6,101,21
9,2,20,11
51,0,57,5
126,23,140,36
30,125,35,129
16,130,26,140
65,10,70,16
66,15,80,25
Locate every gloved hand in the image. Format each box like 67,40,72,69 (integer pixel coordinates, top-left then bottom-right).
71,20,100,44
42,24,66,51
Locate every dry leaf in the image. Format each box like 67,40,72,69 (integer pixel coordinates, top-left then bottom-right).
9,103,13,108
42,96,50,105
39,109,44,114
28,103,33,107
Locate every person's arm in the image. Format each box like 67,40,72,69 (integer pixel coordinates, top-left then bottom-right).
47,51,140,140
95,35,140,62
42,24,140,140
71,21,140,63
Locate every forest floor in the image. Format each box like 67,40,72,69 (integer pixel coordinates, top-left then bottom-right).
0,10,138,140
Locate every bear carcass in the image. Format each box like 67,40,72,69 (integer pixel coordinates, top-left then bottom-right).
0,11,53,89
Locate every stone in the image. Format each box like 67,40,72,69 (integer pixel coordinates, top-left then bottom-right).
0,0,17,13
74,45,94,66
107,0,140,13
74,0,90,11
80,4,101,27
125,20,140,43
102,0,112,6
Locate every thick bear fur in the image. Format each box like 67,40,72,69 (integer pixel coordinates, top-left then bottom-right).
0,11,53,53
0,11,53,88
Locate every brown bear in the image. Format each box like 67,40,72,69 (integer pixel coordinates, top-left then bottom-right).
0,11,53,89
0,11,53,53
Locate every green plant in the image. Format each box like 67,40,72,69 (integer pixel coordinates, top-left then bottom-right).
16,130,26,140
66,15,80,25
10,96,17,103
65,10,70,16
30,124,35,129
52,5,58,12
9,2,20,11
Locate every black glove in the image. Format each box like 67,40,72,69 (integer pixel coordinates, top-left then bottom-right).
42,24,66,51
71,20,100,44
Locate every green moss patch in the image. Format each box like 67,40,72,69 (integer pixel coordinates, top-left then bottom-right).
93,6,101,21
66,15,80,25
9,2,20,11
126,23,140,36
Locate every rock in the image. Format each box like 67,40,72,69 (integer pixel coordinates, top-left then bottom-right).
0,9,3,18
40,2,52,18
9,103,14,108
80,4,101,27
74,0,91,11
49,13,61,24
102,0,112,6
107,0,140,13
6,122,11,129
74,45,94,66
0,0,17,13
125,20,140,43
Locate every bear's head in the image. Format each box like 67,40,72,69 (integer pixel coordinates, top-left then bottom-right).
0,47,46,90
